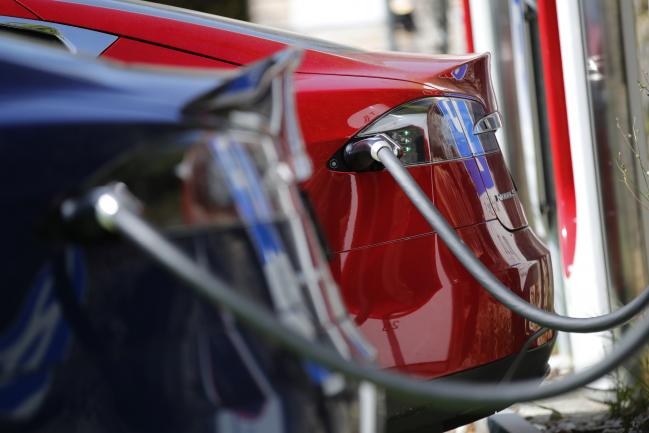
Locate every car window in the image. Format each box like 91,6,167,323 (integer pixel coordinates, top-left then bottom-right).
0,25,67,50
428,98,499,162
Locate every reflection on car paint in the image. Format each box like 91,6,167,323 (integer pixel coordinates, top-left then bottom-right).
209,136,316,339
437,97,527,230
437,99,472,158
456,99,484,154
438,98,495,200
0,248,84,420
451,64,469,81
209,136,345,389
333,221,550,378
55,0,361,53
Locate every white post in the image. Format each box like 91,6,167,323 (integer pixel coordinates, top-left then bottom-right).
555,0,613,379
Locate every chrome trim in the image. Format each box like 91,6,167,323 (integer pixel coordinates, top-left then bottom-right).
0,16,117,57
473,111,502,135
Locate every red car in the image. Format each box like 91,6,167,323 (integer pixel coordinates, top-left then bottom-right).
1,0,555,428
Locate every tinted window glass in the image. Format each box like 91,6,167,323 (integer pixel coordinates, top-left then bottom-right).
0,26,67,50
428,98,499,162
428,103,463,161
463,100,499,153
384,125,428,165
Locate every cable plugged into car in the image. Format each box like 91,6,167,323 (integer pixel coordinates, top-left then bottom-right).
343,134,403,172
55,114,649,411
50,100,649,409
336,94,649,333
62,178,649,409
369,140,649,333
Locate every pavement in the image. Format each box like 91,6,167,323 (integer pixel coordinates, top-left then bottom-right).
445,385,611,433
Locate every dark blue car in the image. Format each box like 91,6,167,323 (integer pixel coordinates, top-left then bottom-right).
0,35,378,433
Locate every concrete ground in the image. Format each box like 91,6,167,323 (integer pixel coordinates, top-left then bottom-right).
445,388,611,433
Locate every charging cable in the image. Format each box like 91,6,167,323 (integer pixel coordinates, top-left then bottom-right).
364,136,649,333
67,183,649,409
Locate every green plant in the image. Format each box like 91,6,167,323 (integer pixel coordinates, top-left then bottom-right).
615,118,649,212
615,73,649,210
603,353,649,431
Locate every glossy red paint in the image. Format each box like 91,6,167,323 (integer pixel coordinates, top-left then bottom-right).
19,0,284,64
296,74,436,252
102,37,236,69
3,0,38,19
19,0,498,112
331,220,553,378
290,74,430,162
306,166,434,252
3,0,554,382
433,158,496,228
537,0,576,277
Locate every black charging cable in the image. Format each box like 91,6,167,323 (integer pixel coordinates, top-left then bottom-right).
373,143,649,333
63,183,649,410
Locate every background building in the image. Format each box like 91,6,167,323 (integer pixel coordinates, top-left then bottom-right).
150,0,469,53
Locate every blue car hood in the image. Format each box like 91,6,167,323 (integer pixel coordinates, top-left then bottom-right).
0,35,277,126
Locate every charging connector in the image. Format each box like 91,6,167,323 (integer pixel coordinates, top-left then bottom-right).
343,135,402,172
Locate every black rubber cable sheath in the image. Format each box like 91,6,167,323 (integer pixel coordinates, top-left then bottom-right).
103,202,649,409
501,327,549,382
377,147,649,333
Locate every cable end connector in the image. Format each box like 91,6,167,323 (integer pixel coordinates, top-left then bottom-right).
59,182,142,240
369,135,402,162
343,134,402,172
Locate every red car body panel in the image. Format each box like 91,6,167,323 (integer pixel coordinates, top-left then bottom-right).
434,159,496,228
4,0,37,18
5,0,554,381
333,221,552,377
307,165,434,251
103,37,236,68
